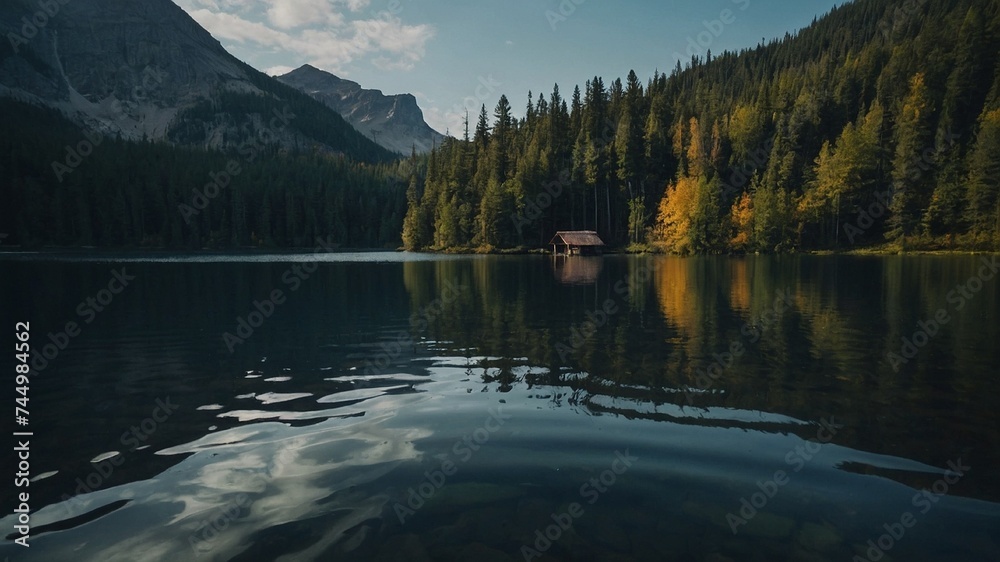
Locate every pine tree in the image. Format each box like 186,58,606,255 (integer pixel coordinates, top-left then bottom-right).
887,73,934,243
643,91,671,184
965,108,1000,246
616,70,646,194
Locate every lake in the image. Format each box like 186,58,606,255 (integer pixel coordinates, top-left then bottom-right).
1,252,998,561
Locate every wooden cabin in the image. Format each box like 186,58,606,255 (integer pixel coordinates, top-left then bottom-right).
549,231,605,256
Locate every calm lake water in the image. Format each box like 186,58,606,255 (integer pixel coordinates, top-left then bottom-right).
1,252,999,561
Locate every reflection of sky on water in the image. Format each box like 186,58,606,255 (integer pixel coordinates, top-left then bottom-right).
1,254,998,560
5,393,432,561
9,354,998,560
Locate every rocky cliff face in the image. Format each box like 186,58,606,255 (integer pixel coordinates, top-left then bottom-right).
0,0,251,140
278,64,444,154
0,0,392,161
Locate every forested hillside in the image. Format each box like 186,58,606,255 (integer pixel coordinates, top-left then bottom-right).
165,61,400,163
1,0,410,250
403,0,1000,253
0,100,411,248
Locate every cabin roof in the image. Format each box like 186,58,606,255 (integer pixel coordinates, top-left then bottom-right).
549,230,605,247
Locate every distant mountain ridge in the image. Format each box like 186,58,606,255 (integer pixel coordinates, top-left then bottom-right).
278,64,444,154
0,0,394,162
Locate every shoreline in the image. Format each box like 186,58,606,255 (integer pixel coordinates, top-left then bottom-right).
0,244,996,258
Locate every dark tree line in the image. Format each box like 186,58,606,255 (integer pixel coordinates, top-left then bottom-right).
1,100,413,248
404,0,1000,253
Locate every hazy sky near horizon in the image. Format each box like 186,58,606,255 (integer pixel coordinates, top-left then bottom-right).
172,0,845,135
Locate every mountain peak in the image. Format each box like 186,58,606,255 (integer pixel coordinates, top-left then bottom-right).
0,0,393,161
278,66,443,154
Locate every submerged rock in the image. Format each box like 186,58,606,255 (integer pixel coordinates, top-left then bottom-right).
372,534,432,562
681,500,732,530
578,513,632,552
643,525,694,562
681,500,795,538
796,521,842,552
851,543,894,562
788,547,832,561
426,523,471,548
456,506,515,546
515,497,556,523
453,542,516,561
421,482,525,513
738,512,796,539
340,524,374,553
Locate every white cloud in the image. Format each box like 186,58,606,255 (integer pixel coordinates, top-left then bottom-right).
342,0,371,12
176,0,255,12
177,0,434,74
372,56,411,72
266,65,296,76
421,107,450,136
422,105,469,138
264,0,343,30
351,16,430,62
186,9,291,46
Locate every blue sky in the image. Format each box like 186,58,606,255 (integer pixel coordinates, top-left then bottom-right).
172,0,846,135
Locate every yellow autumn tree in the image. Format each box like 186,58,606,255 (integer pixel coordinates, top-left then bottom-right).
729,191,754,251
652,176,699,254
686,117,708,179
